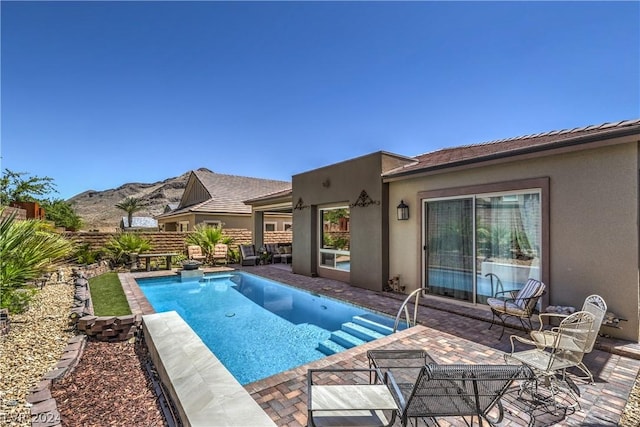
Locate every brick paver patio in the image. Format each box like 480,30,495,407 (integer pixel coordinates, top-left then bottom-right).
124,265,640,426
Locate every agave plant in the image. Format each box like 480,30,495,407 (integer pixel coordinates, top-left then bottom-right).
0,209,73,311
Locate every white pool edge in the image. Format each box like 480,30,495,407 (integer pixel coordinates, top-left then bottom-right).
143,311,277,427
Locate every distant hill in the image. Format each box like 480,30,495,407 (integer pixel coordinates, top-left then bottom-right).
67,169,199,231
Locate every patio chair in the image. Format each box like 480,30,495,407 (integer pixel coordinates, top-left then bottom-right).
506,310,596,412
279,245,292,264
487,278,546,339
527,295,606,383
239,244,260,266
307,368,398,427
264,243,281,264
211,243,228,266
187,245,206,263
385,363,535,427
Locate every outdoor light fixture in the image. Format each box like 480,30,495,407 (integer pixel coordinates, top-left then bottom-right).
397,200,409,220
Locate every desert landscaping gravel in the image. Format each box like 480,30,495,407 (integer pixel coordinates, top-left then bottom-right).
0,283,74,426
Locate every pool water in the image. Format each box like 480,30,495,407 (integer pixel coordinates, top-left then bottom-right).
137,272,395,384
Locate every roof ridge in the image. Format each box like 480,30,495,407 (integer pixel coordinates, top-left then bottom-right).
193,168,290,184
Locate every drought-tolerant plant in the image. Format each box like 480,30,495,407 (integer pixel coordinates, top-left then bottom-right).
73,243,105,265
105,232,152,265
0,169,57,205
185,224,233,263
0,209,73,312
41,199,84,231
115,196,144,229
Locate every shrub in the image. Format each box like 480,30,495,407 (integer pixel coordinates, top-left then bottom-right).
105,233,152,266
0,209,73,312
185,225,233,263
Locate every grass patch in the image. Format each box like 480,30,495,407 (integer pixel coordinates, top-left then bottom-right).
89,272,132,316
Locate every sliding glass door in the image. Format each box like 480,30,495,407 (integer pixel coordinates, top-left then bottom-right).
425,198,474,302
424,190,541,304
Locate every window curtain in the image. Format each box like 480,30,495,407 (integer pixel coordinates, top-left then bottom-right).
426,199,473,301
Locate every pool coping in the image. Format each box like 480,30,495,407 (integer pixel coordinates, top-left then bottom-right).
120,268,424,426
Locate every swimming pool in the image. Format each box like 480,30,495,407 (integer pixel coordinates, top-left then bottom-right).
137,272,399,384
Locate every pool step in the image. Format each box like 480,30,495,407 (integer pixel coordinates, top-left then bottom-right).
317,339,347,356
352,315,395,335
341,322,386,341
330,330,366,348
317,316,394,356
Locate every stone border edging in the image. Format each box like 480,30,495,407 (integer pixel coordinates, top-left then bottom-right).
27,262,140,427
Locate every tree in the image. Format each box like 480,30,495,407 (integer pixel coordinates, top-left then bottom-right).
0,169,57,205
41,199,83,231
115,197,143,228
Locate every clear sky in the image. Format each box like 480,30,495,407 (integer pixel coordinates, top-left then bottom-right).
2,1,639,200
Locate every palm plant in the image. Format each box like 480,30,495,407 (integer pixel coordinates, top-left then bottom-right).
115,197,143,228
185,224,233,263
105,233,152,265
0,209,73,311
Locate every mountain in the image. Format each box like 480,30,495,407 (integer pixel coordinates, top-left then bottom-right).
67,170,197,231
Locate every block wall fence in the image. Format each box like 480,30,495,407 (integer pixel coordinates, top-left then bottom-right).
65,230,293,254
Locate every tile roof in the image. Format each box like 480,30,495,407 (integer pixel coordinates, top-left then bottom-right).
384,119,640,178
161,170,291,216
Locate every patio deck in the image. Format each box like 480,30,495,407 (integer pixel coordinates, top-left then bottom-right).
122,265,640,426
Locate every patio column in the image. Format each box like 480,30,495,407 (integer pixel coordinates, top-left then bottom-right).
253,211,265,250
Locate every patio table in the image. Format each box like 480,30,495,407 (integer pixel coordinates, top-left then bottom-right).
137,253,178,271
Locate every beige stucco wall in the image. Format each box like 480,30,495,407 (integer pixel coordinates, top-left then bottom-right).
293,152,389,291
159,213,291,232
388,140,639,341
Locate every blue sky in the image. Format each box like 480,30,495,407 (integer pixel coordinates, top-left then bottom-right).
2,1,639,200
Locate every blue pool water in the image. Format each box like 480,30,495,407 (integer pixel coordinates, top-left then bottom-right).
137,272,397,384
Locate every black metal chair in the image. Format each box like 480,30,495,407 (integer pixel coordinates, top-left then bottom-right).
386,364,535,426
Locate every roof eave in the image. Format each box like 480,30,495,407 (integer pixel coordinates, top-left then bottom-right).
383,126,640,181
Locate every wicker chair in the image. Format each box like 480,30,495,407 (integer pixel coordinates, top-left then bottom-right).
187,245,206,263
239,244,260,266
264,243,281,264
211,243,228,266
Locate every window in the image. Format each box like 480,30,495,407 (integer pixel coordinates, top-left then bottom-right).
319,206,350,271
283,222,292,231
178,221,189,232
264,222,277,232
204,221,222,228
424,188,542,304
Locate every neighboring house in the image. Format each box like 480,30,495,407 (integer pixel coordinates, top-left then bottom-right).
276,119,640,342
120,216,158,231
10,201,45,220
156,169,291,232
163,203,179,213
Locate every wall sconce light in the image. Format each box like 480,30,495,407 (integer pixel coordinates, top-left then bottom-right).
397,200,409,220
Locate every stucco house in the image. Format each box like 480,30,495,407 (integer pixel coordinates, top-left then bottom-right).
252,119,639,342
120,216,158,231
156,169,291,232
